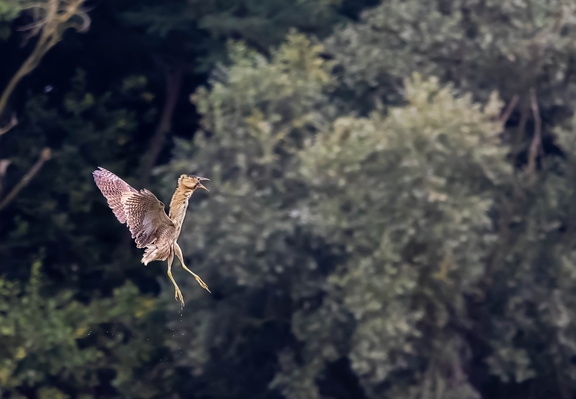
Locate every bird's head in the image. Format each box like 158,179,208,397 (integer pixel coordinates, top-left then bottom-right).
179,174,210,192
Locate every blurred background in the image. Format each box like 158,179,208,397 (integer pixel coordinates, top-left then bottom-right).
1,0,576,398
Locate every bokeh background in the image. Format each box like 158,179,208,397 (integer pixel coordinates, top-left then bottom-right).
2,0,576,398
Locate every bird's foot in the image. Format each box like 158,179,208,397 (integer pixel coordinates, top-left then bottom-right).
174,287,185,308
194,275,211,293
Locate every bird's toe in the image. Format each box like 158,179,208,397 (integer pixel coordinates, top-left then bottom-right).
195,277,211,293
174,289,185,307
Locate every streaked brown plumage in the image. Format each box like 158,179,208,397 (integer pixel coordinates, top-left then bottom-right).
93,167,210,306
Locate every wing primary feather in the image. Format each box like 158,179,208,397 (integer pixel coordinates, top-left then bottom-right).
93,167,174,252
93,167,137,224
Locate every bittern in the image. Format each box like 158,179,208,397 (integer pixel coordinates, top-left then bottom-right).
93,167,210,307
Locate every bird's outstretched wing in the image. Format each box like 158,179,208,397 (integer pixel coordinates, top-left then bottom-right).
93,167,137,224
120,189,174,248
93,167,174,249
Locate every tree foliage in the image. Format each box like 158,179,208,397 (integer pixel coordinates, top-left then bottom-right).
291,76,509,399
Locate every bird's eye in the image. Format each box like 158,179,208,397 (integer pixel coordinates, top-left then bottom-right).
159,202,165,208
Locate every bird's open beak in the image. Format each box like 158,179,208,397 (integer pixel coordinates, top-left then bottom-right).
196,177,209,191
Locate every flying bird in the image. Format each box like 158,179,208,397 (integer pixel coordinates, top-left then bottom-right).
93,167,210,307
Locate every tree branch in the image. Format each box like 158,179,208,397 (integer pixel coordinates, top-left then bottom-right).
140,67,183,186
0,114,18,136
526,88,541,179
0,148,51,210
0,159,12,199
0,0,89,132
498,94,519,124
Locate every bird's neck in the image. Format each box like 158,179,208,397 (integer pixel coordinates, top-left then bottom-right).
168,184,194,231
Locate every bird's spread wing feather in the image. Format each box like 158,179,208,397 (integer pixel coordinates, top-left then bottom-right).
121,189,174,248
93,167,137,224
93,167,174,249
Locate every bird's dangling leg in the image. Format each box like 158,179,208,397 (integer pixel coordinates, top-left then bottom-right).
174,243,211,293
166,250,185,307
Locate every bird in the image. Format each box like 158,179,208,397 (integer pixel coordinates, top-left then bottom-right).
93,167,210,307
